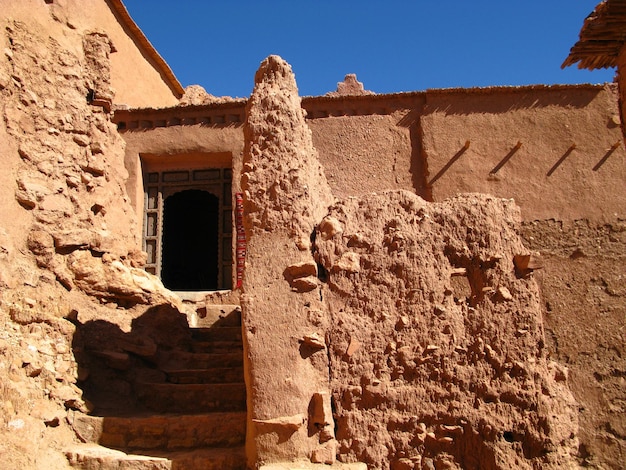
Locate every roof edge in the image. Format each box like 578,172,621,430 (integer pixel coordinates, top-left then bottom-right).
107,0,184,98
562,0,625,71
114,82,608,117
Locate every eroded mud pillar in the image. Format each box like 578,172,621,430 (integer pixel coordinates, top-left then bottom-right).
240,55,336,465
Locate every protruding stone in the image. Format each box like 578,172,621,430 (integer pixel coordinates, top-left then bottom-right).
333,252,360,273
301,333,326,350
495,286,513,301
434,304,446,315
285,261,317,279
15,177,51,208
310,392,333,428
318,216,343,240
396,316,410,329
290,276,318,292
346,338,361,357
27,230,54,256
284,261,319,292
53,229,99,250
513,254,543,277
253,414,305,432
73,134,90,147
311,440,336,464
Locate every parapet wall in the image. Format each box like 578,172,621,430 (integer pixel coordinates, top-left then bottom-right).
119,83,624,224
422,84,625,222
304,84,625,223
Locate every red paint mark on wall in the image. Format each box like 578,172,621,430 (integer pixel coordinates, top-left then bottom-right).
235,192,246,288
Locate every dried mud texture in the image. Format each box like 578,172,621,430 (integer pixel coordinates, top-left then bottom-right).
0,18,180,470
179,84,239,106
242,55,334,241
522,220,626,469
2,19,177,305
314,191,580,470
241,55,336,464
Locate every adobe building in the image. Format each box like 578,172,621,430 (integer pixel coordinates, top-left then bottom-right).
0,1,624,469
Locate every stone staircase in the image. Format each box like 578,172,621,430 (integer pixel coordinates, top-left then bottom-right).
66,305,247,470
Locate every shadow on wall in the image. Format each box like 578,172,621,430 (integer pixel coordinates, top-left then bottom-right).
71,304,246,418
425,87,600,116
71,303,246,417
71,304,193,416
397,108,432,200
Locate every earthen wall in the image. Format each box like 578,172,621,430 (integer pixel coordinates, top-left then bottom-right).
421,85,625,222
302,85,626,223
0,0,180,109
4,2,619,463
0,6,188,469
119,119,245,241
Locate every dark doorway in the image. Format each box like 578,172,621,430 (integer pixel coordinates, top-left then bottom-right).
161,189,219,290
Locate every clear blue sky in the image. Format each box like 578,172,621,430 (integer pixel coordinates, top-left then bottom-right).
122,1,615,98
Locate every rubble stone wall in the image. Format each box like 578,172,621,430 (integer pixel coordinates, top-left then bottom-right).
314,191,579,469
0,7,182,469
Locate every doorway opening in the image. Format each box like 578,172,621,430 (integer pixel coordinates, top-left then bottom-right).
142,163,233,291
161,190,219,291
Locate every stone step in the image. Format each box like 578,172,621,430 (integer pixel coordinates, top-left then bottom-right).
260,463,367,470
191,340,243,354
191,326,242,343
165,366,244,384
185,303,242,329
72,412,246,450
136,382,246,413
66,443,246,470
199,304,242,327
158,350,243,370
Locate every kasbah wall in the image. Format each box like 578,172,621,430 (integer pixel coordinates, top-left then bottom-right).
0,1,624,470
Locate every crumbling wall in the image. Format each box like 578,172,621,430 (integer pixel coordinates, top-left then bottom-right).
0,13,180,469
241,56,583,469
2,18,171,301
0,0,181,108
314,191,580,469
